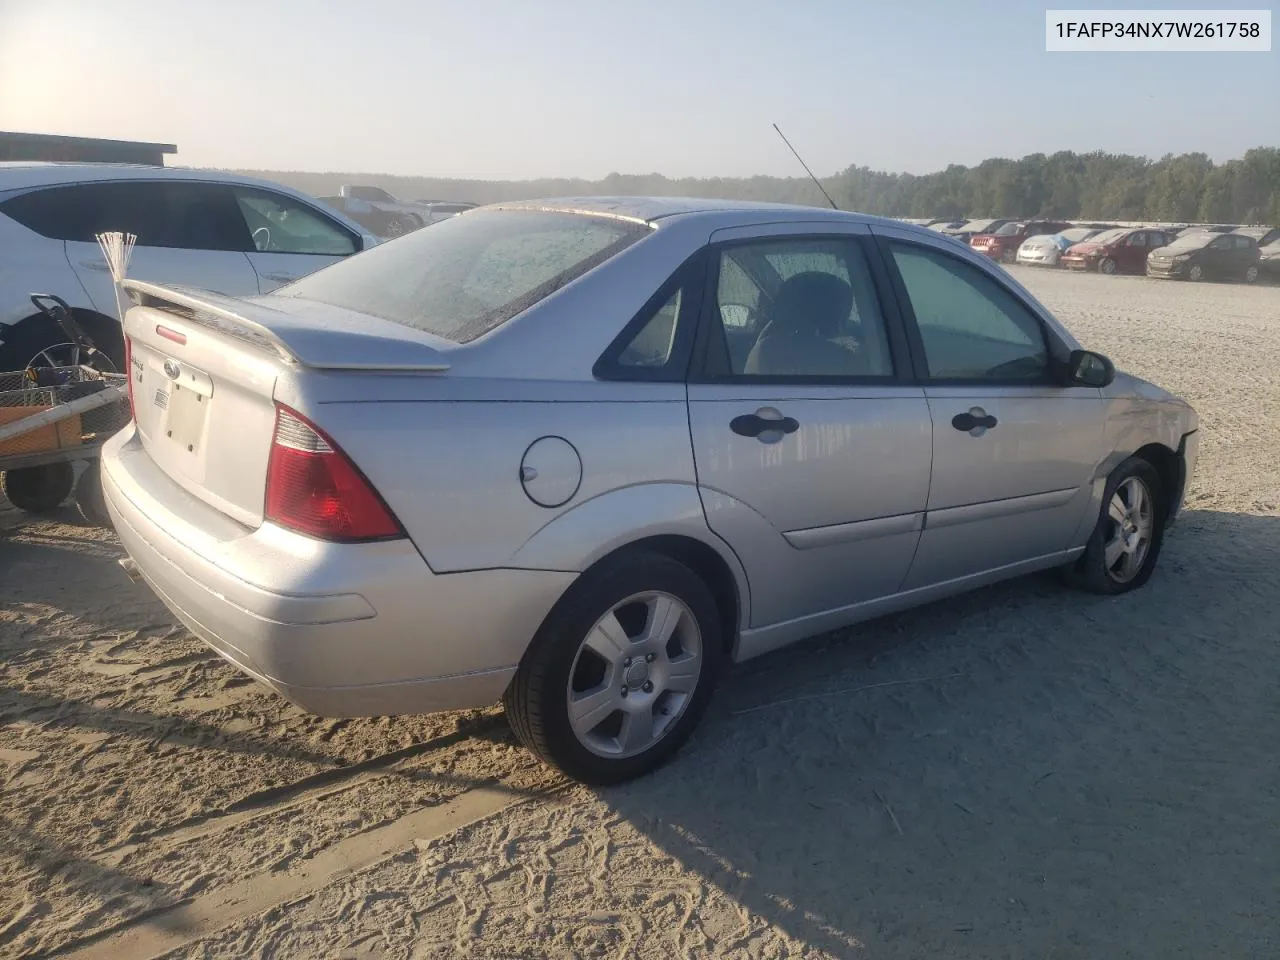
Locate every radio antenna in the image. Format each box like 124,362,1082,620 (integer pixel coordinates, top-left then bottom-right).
772,123,837,210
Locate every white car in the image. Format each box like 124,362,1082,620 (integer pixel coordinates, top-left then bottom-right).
0,163,378,369
1016,227,1105,267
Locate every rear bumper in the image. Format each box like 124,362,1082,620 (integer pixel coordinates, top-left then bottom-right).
102,426,576,717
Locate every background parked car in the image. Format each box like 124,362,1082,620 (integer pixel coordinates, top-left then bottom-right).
971,219,1073,263
1254,234,1280,281
1232,225,1280,248
414,200,479,225
1147,231,1261,282
1061,227,1177,275
0,163,378,370
949,218,1012,245
1016,226,1105,267
1177,224,1238,236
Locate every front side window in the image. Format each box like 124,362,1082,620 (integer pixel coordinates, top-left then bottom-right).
705,237,894,379
232,189,358,256
279,210,649,343
888,241,1048,382
1127,232,1147,247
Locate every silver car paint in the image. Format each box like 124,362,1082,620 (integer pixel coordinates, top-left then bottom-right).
103,197,1197,718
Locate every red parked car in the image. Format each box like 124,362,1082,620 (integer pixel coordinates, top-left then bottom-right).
1060,227,1178,274
970,220,1073,263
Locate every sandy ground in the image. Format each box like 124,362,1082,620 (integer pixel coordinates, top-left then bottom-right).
2,267,1278,959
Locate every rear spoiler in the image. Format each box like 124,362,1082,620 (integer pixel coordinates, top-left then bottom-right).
122,279,452,372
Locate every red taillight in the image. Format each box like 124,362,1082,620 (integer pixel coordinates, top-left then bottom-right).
123,335,136,421
264,405,404,542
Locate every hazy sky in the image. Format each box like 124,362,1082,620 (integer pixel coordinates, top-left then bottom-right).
0,0,1275,180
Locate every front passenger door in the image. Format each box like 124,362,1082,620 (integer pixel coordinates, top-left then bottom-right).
228,187,361,291
874,229,1105,589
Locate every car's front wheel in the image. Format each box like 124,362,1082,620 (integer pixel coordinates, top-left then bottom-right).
1066,457,1166,595
504,551,723,785
1244,265,1259,283
1098,257,1117,275
1188,264,1205,282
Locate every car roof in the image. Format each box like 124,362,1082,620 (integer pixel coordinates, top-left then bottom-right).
0,162,315,194
486,195,899,229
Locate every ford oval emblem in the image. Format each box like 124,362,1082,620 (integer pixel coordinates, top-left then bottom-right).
163,359,180,380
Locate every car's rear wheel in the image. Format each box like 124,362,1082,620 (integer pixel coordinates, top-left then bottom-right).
1244,265,1259,283
504,551,722,785
1098,257,1117,275
1065,457,1165,595
1188,264,1205,282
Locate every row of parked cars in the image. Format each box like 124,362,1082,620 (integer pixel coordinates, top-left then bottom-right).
918,217,1279,284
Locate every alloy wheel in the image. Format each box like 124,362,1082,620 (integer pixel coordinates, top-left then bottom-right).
566,591,703,759
1103,477,1154,584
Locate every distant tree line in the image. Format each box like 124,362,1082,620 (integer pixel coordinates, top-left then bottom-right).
235,146,1280,225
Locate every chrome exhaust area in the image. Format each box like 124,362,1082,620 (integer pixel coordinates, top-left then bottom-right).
118,557,142,583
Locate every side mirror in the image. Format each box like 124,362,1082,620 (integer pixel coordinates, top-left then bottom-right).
1065,349,1115,388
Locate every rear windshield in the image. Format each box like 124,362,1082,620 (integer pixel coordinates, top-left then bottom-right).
277,209,649,343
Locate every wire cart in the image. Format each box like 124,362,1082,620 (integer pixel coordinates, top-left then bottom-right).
0,295,130,526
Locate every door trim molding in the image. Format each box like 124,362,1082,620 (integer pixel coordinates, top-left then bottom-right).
926,487,1077,531
783,511,923,550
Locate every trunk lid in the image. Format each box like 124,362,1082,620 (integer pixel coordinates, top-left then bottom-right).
120,281,451,528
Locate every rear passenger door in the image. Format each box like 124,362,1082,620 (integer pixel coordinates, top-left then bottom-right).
685,223,932,647
871,225,1105,589
54,180,261,316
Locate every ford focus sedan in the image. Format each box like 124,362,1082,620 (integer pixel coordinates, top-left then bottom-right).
102,198,1199,785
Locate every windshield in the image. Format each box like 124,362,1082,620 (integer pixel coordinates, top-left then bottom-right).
1083,228,1128,246
993,222,1024,236
278,210,648,342
1059,227,1095,242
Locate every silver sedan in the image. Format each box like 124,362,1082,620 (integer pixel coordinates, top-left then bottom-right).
102,198,1199,784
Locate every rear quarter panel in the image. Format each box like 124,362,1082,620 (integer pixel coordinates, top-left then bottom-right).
305,381,737,576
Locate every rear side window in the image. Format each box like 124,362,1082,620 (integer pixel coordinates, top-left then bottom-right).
1,181,251,251
279,210,649,343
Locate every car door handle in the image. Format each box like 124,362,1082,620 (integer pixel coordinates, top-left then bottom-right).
952,407,998,435
730,408,800,442
260,272,297,284
77,260,110,272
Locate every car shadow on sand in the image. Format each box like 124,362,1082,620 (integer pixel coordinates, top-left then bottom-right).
597,509,1280,959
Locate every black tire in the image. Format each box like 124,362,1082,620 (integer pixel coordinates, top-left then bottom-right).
1,462,75,514
504,551,724,785
1098,257,1117,275
74,460,112,528
1244,265,1259,284
1065,456,1166,595
1188,263,1205,282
